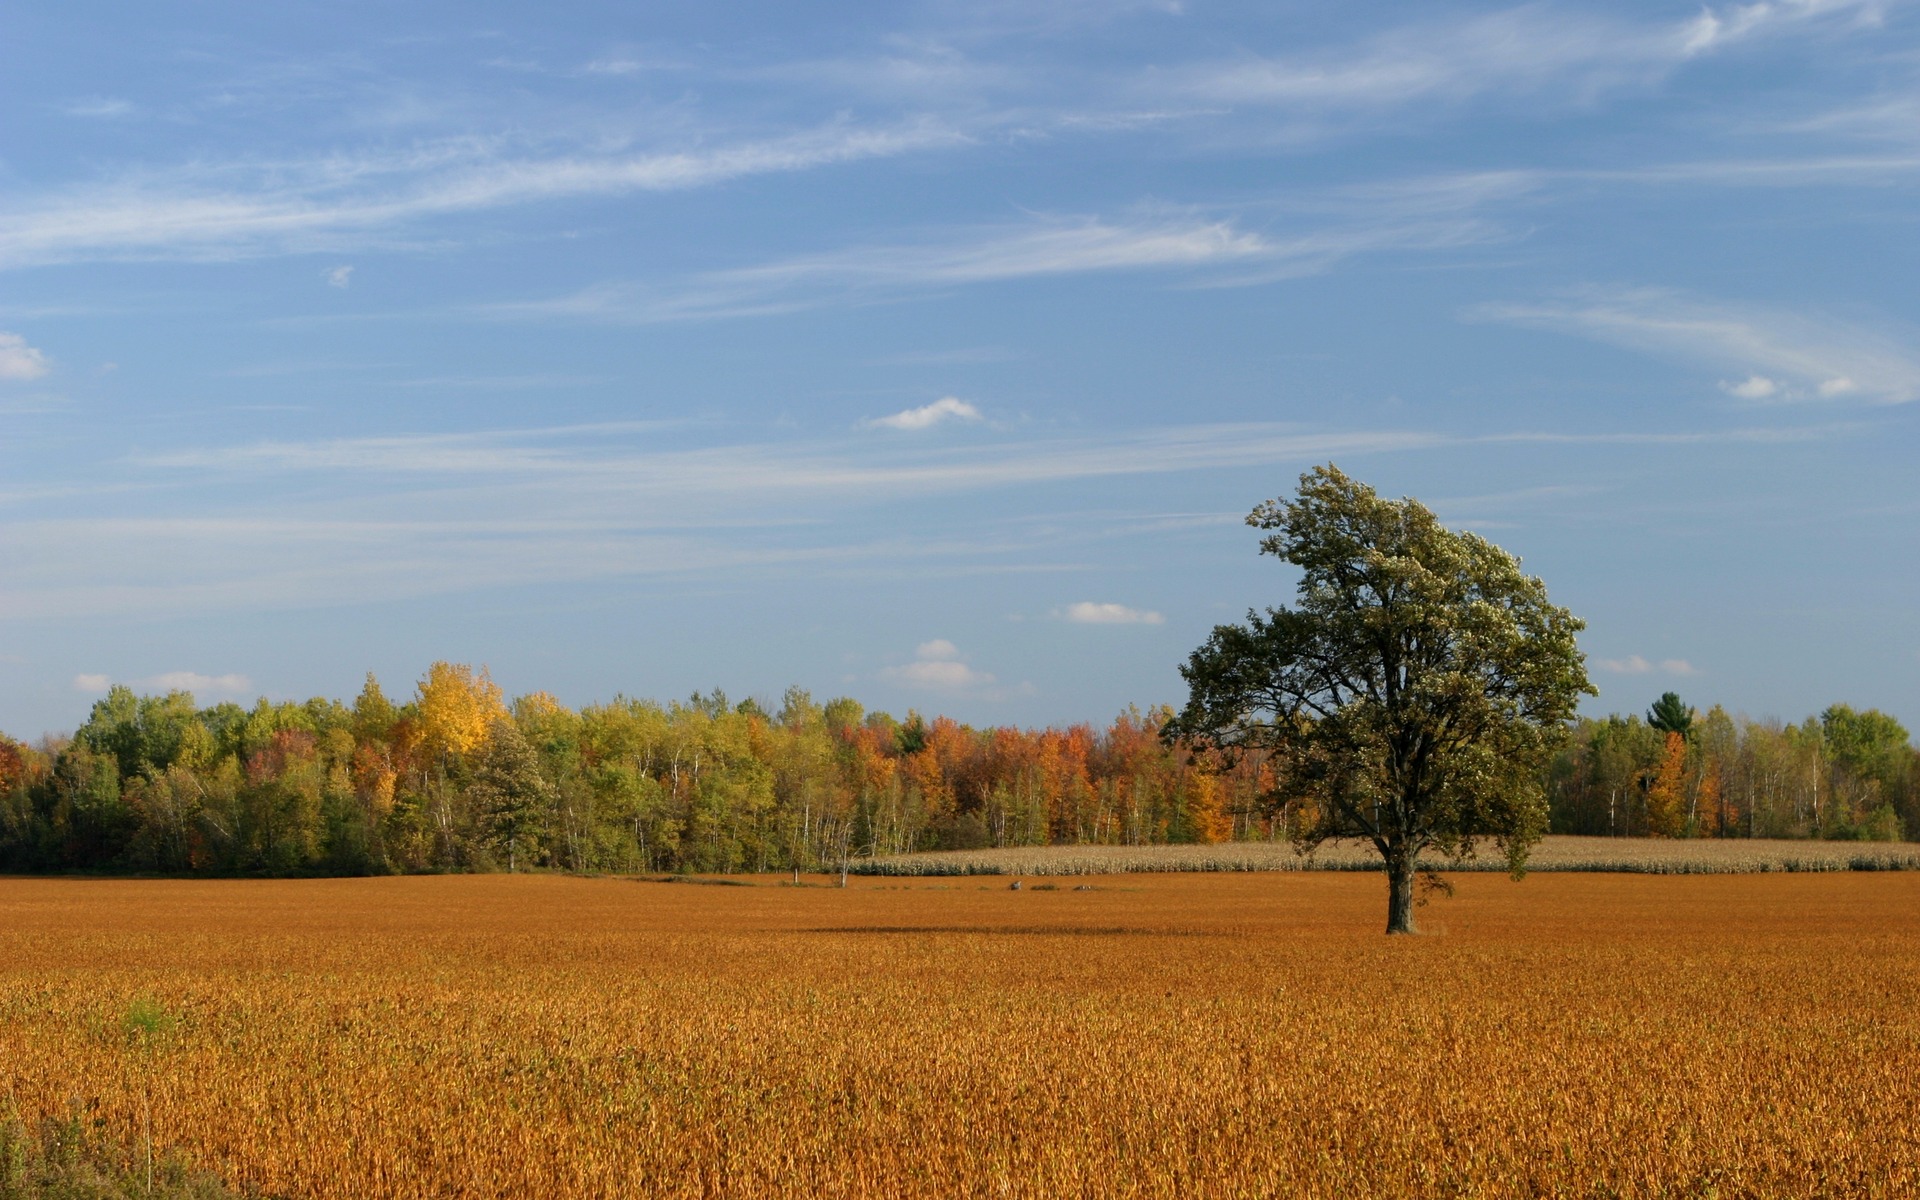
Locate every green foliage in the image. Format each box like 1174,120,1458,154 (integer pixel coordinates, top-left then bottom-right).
75,688,201,782
1646,692,1694,739
1822,705,1911,798
470,718,556,871
1164,465,1594,932
1548,707,1917,841
119,998,175,1048
895,713,928,756
0,1110,236,1199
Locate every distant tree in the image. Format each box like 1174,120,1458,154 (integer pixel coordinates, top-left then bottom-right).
821,697,865,734
895,713,928,756
1164,465,1594,933
1820,705,1912,839
1642,732,1688,838
77,687,203,782
1821,706,1910,792
1647,693,1693,740
415,663,506,761
470,718,555,871
351,673,398,746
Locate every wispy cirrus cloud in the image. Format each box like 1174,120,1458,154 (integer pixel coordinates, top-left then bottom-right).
1160,0,1886,120
487,213,1274,323
1470,289,1920,404
486,198,1504,324
9,418,1832,624
58,97,135,119
136,422,1447,495
0,121,965,270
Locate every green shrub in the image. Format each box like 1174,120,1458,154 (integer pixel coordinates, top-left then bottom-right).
0,1111,238,1200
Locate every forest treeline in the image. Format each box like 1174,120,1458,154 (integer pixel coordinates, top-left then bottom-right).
1548,694,1916,842
0,665,1251,876
0,666,1913,876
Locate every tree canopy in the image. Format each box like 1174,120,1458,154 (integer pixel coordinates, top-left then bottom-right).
1164,465,1594,933
1647,692,1694,739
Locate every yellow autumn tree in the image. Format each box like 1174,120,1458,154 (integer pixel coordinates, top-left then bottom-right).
416,662,507,760
1644,731,1688,838
1186,769,1233,844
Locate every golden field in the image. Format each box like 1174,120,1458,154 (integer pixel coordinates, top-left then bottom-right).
4,871,1920,1198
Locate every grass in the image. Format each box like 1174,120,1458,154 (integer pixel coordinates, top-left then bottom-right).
0,1109,237,1199
852,834,1920,876
4,871,1920,1196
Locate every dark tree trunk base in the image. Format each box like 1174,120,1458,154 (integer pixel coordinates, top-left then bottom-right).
1386,850,1418,935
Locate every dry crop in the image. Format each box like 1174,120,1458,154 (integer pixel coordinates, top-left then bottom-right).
4,872,1919,1198
856,834,1920,876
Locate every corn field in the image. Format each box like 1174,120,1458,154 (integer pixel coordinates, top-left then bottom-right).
5,872,1920,1197
855,833,1920,876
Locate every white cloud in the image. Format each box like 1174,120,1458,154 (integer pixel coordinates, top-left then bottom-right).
0,332,51,381
145,671,254,695
69,671,254,697
1596,655,1697,676
1720,375,1779,399
1473,290,1920,404
866,397,983,430
326,265,354,289
1061,601,1164,625
882,640,995,689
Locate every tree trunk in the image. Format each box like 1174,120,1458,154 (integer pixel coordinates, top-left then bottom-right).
1385,844,1417,935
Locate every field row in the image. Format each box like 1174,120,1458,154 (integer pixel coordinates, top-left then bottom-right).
854,833,1920,876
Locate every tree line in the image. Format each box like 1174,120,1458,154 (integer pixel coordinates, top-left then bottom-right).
0,671,1912,877
1547,692,1915,842
0,664,1257,876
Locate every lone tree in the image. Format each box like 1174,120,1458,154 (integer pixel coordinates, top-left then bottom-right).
1164,465,1594,933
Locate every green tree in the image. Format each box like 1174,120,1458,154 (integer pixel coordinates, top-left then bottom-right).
76,686,202,781
1821,705,1912,839
470,718,556,871
1164,465,1594,933
1647,692,1693,740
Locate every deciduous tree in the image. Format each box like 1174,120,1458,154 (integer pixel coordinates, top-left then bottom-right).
1164,465,1593,933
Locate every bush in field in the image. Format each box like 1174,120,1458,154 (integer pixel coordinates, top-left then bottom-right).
0,1111,235,1200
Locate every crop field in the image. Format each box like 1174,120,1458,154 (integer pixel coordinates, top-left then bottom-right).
856,834,1920,877
5,872,1920,1198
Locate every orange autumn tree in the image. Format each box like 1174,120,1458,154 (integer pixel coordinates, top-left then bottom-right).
1643,732,1689,838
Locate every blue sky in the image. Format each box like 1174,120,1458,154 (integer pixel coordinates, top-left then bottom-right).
3,0,1917,737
